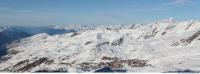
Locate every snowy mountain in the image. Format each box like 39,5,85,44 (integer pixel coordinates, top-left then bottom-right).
0,25,79,57
1,19,200,73
53,24,95,31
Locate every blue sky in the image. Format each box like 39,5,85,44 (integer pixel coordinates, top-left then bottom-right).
0,0,199,26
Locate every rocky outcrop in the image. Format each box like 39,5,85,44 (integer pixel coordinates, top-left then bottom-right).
2,57,54,72
99,59,147,68
101,56,118,61
141,28,158,39
35,69,68,72
76,56,147,72
70,32,80,37
78,62,99,72
111,37,124,46
172,30,200,46
85,41,93,45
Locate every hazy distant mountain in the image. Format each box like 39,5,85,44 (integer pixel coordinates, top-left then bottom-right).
0,26,31,56
16,26,75,35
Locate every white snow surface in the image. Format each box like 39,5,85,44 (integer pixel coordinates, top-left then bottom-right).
1,19,200,72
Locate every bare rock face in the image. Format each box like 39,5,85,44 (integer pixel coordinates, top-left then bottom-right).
172,30,200,46
111,37,124,46
70,32,80,37
76,56,148,72
142,28,158,39
99,56,148,68
182,30,200,45
2,57,54,72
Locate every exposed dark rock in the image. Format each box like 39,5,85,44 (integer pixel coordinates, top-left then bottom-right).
99,57,147,69
165,69,200,73
13,59,29,68
97,42,110,47
1,59,30,72
152,28,158,36
45,60,54,65
161,32,166,35
125,59,147,67
70,32,79,37
97,33,102,40
35,70,49,72
79,62,99,72
85,41,93,45
129,25,135,29
95,66,113,72
112,69,127,72
162,25,175,35
101,56,118,61
142,27,158,39
111,37,123,46
185,23,193,30
8,50,24,55
35,69,68,73
16,57,49,72
182,30,200,45
130,49,137,52
171,39,185,46
106,28,112,30
171,41,180,46
172,30,200,46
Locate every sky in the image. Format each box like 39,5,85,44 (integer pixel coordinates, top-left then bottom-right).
0,0,199,26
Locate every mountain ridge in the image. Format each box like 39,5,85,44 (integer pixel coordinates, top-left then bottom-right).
1,19,200,72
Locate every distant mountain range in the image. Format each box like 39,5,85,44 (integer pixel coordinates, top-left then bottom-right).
1,18,200,73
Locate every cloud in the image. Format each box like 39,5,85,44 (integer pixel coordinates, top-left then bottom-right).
163,0,194,6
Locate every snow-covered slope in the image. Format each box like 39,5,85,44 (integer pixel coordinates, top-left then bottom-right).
1,19,200,73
